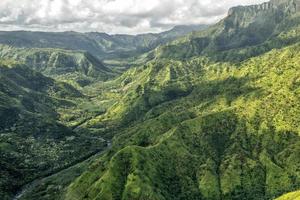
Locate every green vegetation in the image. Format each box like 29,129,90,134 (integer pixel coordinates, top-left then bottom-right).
275,190,300,200
0,25,207,62
65,42,300,200
0,62,106,199
14,150,107,200
154,0,300,62
0,0,300,200
0,45,116,85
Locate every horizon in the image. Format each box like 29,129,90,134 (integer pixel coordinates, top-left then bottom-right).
0,24,208,36
0,0,269,35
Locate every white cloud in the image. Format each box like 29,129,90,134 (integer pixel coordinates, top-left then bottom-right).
0,0,269,34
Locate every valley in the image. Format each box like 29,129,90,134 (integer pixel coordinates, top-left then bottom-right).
0,0,300,200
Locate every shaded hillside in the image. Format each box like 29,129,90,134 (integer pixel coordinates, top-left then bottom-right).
0,61,106,200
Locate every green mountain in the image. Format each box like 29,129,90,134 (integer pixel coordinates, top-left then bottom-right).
0,45,116,85
0,25,207,61
1,0,300,200
64,42,300,200
61,1,300,200
155,0,300,61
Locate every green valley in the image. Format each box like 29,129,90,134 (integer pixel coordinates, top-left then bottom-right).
0,0,299,200
0,61,107,199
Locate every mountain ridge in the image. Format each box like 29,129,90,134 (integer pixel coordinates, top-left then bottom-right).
0,25,208,61
153,0,300,62
0,45,116,85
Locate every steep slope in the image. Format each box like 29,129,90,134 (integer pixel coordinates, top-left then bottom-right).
0,61,106,200
155,0,300,62
0,45,115,85
63,41,300,200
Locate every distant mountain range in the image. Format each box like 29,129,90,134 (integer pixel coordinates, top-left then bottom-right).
0,25,208,60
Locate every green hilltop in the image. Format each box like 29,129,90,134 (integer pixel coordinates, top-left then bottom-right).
0,45,116,86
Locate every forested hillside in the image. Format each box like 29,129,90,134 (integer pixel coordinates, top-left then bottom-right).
64,40,300,200
0,61,106,199
62,0,300,199
0,0,299,200
0,45,116,85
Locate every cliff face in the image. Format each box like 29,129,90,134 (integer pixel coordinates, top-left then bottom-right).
227,0,300,28
229,0,300,14
157,0,300,60
272,0,300,8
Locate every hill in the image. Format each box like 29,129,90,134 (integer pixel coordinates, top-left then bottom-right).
0,45,116,85
64,41,300,200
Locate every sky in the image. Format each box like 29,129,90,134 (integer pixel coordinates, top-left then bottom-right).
0,0,269,35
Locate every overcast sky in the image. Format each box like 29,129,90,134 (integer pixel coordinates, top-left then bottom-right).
0,0,269,34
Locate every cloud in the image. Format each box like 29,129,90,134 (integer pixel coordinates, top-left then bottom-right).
0,0,269,34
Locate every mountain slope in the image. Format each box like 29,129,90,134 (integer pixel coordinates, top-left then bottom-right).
155,0,300,62
275,190,300,200
0,45,116,85
57,1,300,199
63,41,300,200
0,61,106,200
1,0,300,200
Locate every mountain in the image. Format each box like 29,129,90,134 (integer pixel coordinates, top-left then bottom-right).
64,42,300,200
155,0,300,61
1,0,300,200
0,25,213,200
58,0,300,200
0,45,116,85
0,25,208,61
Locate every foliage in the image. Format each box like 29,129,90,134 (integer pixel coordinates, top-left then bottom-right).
1,1,300,200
